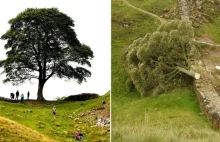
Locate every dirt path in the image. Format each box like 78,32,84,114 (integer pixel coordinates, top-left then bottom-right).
122,0,166,24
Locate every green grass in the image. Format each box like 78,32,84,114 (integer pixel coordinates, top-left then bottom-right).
0,116,57,142
112,88,220,142
0,93,110,142
112,0,158,106
195,16,220,43
195,1,220,42
112,0,220,141
126,0,177,15
195,13,220,43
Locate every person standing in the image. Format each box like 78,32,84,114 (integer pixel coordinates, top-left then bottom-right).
52,106,56,119
27,91,30,100
16,90,19,100
21,94,24,102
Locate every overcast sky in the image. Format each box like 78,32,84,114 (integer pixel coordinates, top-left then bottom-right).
0,0,110,100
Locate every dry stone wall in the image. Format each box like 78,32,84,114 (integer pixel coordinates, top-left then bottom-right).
179,0,220,129
178,0,213,27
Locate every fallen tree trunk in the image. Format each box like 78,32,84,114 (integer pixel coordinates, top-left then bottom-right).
177,66,200,79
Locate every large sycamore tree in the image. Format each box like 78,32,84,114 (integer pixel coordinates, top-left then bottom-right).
0,8,94,101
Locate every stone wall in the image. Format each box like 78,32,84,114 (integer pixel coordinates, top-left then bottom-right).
178,0,213,27
191,47,220,130
178,0,220,129
194,81,220,129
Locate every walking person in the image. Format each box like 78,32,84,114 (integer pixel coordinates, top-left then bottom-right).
21,94,24,103
16,90,19,100
52,106,56,119
27,91,30,100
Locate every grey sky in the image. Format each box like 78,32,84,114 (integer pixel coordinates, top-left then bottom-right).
0,0,110,100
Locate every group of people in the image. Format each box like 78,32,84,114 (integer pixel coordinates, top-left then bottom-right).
10,90,30,102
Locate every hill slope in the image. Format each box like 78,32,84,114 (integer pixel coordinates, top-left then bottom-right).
0,92,110,142
112,0,220,141
0,116,57,142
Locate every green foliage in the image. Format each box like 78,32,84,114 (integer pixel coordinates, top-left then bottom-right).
0,8,94,100
55,96,66,101
126,78,135,92
125,19,195,97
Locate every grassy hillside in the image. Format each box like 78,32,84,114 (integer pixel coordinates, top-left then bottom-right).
0,92,110,142
0,116,57,142
112,88,220,142
126,0,177,15
112,0,220,141
195,2,220,42
112,0,158,106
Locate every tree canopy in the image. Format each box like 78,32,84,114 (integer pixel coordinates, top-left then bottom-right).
125,18,195,97
0,8,94,101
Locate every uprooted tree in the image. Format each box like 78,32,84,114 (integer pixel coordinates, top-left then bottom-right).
125,18,199,97
0,8,94,101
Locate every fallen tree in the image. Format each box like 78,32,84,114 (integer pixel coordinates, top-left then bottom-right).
125,18,198,97
177,66,200,79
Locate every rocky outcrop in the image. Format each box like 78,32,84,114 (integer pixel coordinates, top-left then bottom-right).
97,116,110,127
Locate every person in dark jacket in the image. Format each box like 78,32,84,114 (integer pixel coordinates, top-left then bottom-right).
27,91,30,100
16,90,19,100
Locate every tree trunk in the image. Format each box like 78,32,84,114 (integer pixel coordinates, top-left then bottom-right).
177,66,200,79
37,81,46,101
